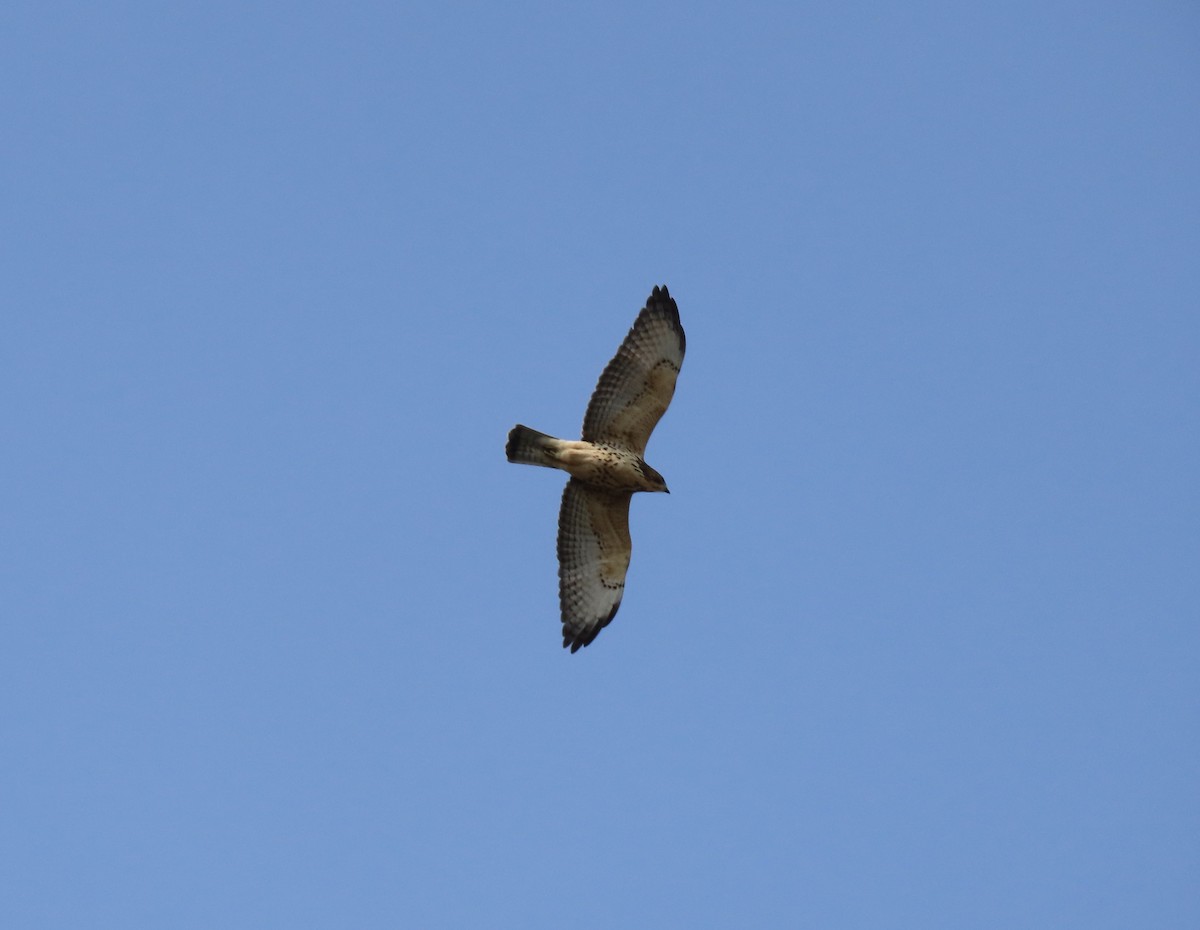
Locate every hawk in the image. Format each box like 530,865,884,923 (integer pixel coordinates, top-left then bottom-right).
506,285,686,652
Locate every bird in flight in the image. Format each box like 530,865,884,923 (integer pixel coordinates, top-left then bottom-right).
506,285,686,652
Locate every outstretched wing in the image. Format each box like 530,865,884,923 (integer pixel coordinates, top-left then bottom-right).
557,479,633,652
581,285,686,454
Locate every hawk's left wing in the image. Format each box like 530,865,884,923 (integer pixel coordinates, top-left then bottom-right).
557,479,633,652
581,285,685,454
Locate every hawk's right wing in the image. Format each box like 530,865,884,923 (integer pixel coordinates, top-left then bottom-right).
581,285,686,455
557,479,633,652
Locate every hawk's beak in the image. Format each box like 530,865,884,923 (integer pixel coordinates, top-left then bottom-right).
663,487,670,494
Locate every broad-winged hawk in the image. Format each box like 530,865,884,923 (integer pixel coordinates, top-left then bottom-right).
506,285,686,652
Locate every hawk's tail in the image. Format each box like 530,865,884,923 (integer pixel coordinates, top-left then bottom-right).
506,424,560,468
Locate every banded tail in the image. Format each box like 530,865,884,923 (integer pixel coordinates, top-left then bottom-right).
506,425,560,468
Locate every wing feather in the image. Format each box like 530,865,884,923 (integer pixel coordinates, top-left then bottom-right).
557,479,633,652
581,285,685,454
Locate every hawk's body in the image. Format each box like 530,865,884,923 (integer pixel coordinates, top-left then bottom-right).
506,285,685,652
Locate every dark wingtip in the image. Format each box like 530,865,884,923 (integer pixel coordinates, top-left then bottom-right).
649,284,673,308
646,284,684,354
562,600,622,653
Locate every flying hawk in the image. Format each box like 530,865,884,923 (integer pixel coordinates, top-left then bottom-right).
506,285,686,652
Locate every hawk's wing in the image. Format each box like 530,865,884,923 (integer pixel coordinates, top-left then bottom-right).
557,479,633,652
581,285,686,454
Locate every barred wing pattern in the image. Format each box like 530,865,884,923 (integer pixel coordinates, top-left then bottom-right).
581,285,686,454
557,479,633,653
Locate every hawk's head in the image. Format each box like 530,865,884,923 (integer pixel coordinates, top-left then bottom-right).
638,461,670,494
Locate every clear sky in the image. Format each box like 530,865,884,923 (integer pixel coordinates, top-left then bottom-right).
3,2,1197,927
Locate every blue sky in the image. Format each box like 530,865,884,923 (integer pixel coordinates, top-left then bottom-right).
3,1,1197,926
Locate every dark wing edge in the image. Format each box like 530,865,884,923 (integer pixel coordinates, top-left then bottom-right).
557,479,634,653
581,285,686,453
